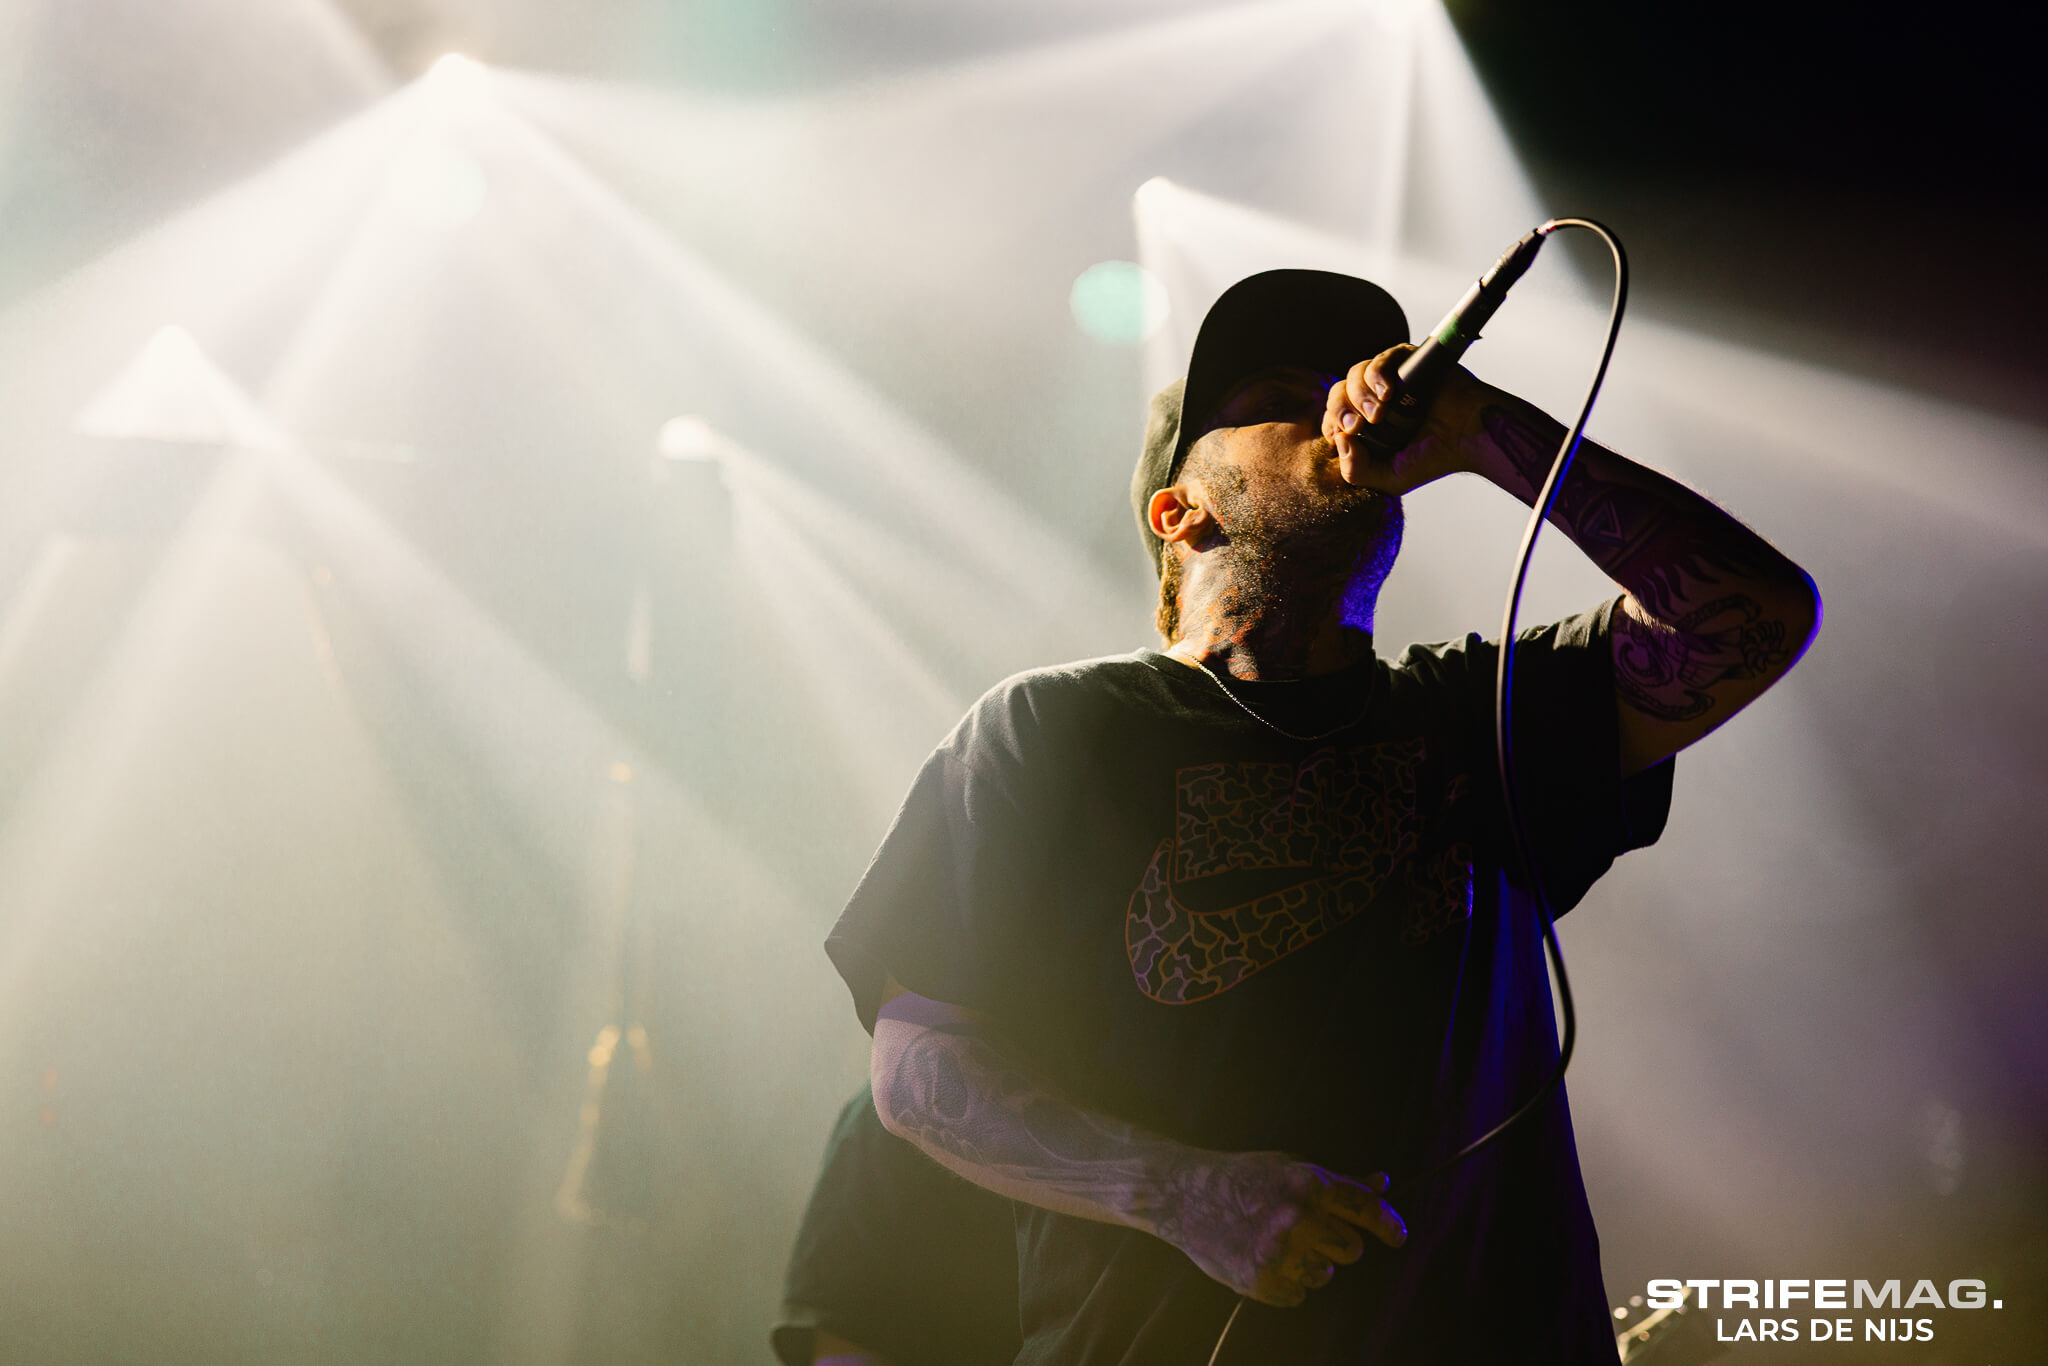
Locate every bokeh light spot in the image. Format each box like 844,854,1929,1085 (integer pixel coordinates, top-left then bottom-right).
1069,260,1169,345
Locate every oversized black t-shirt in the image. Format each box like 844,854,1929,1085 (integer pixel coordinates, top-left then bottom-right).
827,599,1673,1366
773,1085,1021,1366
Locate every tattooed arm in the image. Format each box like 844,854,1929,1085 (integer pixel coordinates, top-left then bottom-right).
872,982,1405,1308
1467,393,1819,772
1326,351,1821,775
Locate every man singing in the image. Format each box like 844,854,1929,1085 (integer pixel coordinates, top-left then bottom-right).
825,270,1819,1363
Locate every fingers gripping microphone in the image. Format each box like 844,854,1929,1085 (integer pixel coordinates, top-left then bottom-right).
1355,223,1554,458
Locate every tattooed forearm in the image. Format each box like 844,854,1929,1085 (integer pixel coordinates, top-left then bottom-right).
876,1019,1201,1234
1477,398,1818,738
1150,1156,1297,1252
1482,402,1684,584
1480,403,1778,602
873,999,1410,1302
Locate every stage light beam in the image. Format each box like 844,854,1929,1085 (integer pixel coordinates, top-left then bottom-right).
427,53,486,95
72,325,283,449
657,415,722,463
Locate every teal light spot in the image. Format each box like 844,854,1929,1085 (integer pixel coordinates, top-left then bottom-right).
1070,261,1169,346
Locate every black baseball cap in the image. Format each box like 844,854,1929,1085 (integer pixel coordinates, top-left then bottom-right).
1129,269,1409,572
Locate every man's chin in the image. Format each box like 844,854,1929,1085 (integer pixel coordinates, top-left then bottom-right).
1303,483,1400,538
1298,490,1404,582
1211,475,1401,569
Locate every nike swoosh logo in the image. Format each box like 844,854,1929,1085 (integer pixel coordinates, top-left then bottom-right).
1124,837,1398,1006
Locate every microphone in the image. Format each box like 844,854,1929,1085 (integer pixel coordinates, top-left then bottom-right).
1355,222,1556,458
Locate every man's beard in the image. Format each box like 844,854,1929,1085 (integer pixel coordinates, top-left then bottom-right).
1203,462,1405,622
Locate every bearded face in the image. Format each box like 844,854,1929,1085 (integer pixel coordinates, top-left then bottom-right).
1193,445,1403,578
1181,396,1406,623
1154,366,1409,644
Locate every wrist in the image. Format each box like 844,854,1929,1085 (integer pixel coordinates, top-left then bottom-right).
1423,371,1513,479
1467,392,1566,498
1138,1144,1233,1245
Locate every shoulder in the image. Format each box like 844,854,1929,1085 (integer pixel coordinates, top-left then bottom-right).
1385,599,1620,694
944,651,1181,762
1388,631,1489,689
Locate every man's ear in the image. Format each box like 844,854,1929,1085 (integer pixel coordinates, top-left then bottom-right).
1148,485,1209,545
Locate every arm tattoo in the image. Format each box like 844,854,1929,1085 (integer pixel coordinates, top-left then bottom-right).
883,1020,1380,1293
882,1023,1188,1228
1483,401,1702,595
1482,402,1811,727
1149,1158,1294,1253
1484,403,1681,577
1613,596,1793,721
883,1021,1333,1284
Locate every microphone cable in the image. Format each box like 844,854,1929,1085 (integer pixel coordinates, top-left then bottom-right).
1205,217,1630,1365
1418,214,1629,1181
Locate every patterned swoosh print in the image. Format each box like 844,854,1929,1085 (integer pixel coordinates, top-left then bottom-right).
1123,837,1401,1005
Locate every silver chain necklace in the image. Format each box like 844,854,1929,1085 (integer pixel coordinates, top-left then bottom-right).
1177,653,1372,743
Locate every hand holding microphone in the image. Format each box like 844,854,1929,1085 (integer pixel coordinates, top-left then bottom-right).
1323,224,1556,489
1320,344,1484,494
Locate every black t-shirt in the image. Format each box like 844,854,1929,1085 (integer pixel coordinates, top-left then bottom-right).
774,1085,1022,1366
827,600,1673,1366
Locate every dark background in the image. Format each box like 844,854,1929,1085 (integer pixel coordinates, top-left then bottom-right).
1449,1,2045,425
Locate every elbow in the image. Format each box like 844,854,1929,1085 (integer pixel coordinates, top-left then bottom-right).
869,988,984,1142
869,1063,909,1142
868,1016,922,1141
1783,566,1823,667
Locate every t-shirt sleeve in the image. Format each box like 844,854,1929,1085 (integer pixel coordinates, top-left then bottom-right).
772,1086,1022,1366
1401,596,1674,914
771,1091,881,1366
825,684,1043,1032
770,1089,1019,1366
